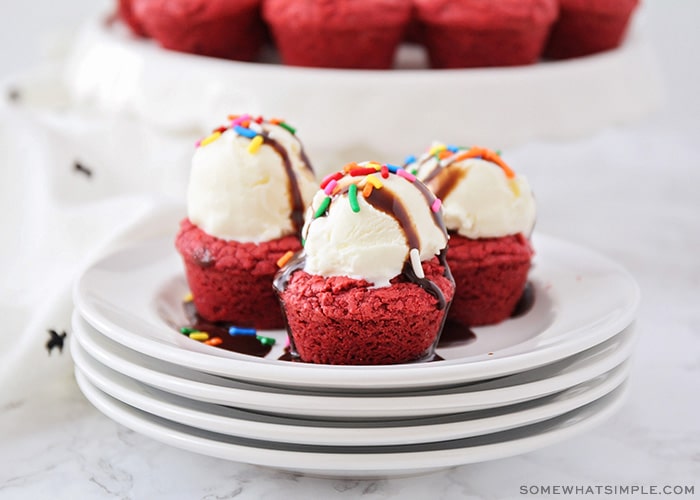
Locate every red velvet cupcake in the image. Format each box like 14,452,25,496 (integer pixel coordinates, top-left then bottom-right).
275,162,454,365
175,115,316,329
544,0,640,59
262,0,413,69
409,144,536,326
414,0,558,68
132,0,266,61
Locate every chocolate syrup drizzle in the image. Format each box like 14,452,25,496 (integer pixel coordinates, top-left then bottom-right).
431,166,467,201
261,134,309,235
364,185,451,309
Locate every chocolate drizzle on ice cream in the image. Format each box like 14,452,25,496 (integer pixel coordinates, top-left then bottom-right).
262,135,308,235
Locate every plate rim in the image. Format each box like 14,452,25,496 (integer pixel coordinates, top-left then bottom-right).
74,369,629,476
72,335,631,446
73,232,640,389
71,311,636,418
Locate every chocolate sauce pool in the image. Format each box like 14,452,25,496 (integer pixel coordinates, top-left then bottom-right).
182,301,272,357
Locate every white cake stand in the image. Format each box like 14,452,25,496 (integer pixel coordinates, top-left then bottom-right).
63,10,663,175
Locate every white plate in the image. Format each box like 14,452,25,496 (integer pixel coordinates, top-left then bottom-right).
74,232,640,390
64,12,662,174
71,311,635,418
74,370,629,477
73,338,630,446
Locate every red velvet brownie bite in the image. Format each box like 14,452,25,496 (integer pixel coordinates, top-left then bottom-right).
262,0,413,69
408,144,536,326
274,162,455,365
413,0,558,68
544,0,640,59
175,115,316,329
132,0,266,61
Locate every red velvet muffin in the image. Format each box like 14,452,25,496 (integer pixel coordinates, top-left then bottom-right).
414,0,558,68
132,0,266,61
544,0,640,59
176,115,316,329
409,144,536,326
263,0,413,69
275,162,454,365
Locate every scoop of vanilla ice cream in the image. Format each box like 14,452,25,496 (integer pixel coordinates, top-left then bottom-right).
302,171,448,287
428,158,536,239
187,123,316,243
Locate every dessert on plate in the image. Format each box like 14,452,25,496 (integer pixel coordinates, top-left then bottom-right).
131,0,267,60
175,115,316,330
413,0,559,68
544,0,639,59
274,162,455,365
262,0,413,69
406,144,536,326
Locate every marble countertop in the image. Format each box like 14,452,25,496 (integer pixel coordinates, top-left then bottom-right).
1,1,699,499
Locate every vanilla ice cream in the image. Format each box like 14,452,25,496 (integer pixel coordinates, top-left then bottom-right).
409,144,536,239
301,162,449,287
187,116,316,243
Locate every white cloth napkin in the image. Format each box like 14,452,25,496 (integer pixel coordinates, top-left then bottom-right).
0,67,192,404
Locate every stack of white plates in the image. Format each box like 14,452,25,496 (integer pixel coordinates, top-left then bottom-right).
71,233,639,477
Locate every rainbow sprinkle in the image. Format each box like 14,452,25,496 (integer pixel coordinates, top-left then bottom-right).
234,125,257,139
324,179,338,195
229,326,256,336
256,335,276,346
365,175,383,189
348,183,360,213
276,250,295,268
189,331,210,341
396,169,416,182
350,167,377,177
409,248,425,279
320,171,343,189
247,134,264,154
278,122,296,135
200,131,222,147
314,196,331,218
